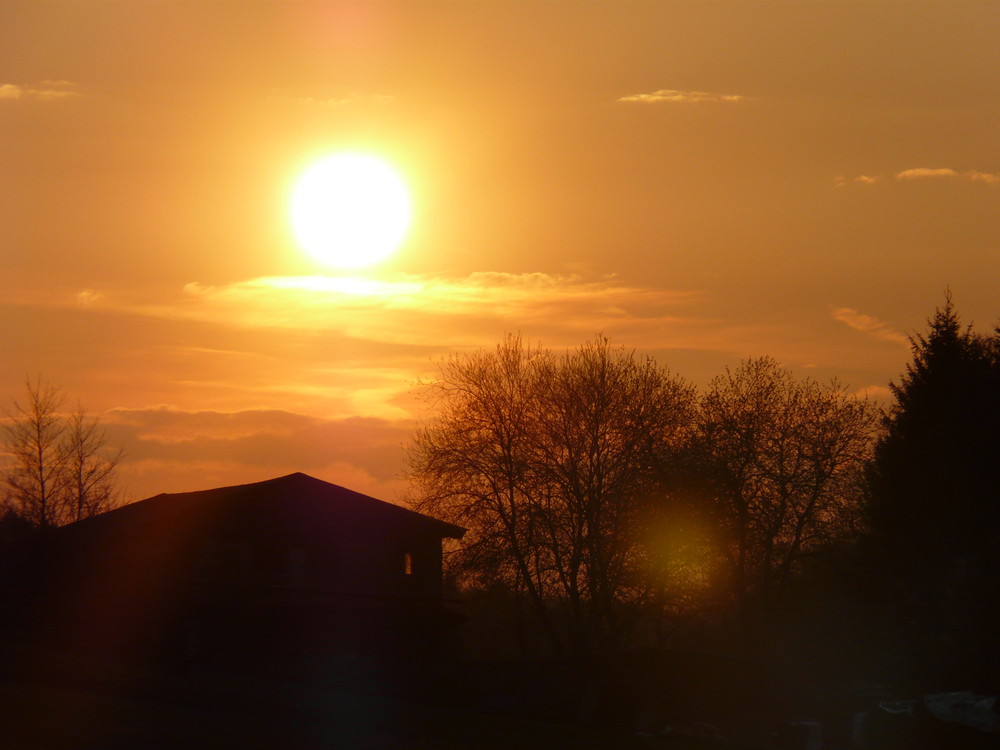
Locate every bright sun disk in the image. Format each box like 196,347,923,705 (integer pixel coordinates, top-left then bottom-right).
291,154,411,269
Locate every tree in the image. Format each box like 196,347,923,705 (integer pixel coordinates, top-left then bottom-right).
2,378,123,527
408,335,695,655
690,357,877,617
867,297,1000,562
62,406,124,524
2,378,68,528
864,298,1000,681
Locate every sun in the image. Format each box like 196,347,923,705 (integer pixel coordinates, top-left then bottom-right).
290,153,411,269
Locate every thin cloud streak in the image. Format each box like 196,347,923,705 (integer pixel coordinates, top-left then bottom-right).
836,168,999,187
894,167,998,184
70,272,705,349
617,88,745,104
968,171,1000,185
7,272,887,388
3,273,909,407
834,175,879,187
896,167,959,180
0,80,81,102
831,307,908,345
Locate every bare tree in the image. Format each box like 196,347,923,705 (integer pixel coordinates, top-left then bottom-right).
63,406,123,523
693,357,877,613
3,378,68,528
409,335,695,655
2,378,123,527
409,335,556,648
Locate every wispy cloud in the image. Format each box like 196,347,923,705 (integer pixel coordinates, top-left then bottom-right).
831,307,908,345
895,167,959,180
5,275,888,438
617,88,745,105
34,273,878,377
106,407,413,501
4,273,718,422
895,167,998,184
834,174,879,187
119,272,704,349
837,167,999,187
76,289,105,306
967,171,1000,185
0,80,81,102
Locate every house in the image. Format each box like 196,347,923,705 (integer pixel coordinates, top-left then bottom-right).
40,473,465,670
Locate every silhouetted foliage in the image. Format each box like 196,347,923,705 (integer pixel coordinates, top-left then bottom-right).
62,405,124,524
864,297,1000,684
867,297,1000,561
409,335,695,656
679,357,877,630
409,337,884,660
2,377,123,527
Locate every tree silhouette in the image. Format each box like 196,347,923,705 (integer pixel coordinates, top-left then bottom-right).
688,357,877,621
62,406,124,523
2,378,123,527
865,297,1000,685
867,297,1000,564
408,335,695,655
3,378,68,528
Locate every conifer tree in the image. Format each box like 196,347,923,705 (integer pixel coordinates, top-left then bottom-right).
867,296,1000,565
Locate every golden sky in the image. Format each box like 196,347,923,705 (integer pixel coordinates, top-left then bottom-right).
2,1,998,502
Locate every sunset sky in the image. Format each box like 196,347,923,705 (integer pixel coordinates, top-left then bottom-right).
3,1,998,503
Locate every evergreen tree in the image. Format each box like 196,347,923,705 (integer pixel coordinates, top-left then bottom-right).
865,297,1000,686
867,297,1000,563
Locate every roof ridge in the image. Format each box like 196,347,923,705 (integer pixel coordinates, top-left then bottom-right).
61,473,465,539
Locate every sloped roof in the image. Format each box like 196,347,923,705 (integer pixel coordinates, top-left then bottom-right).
66,472,464,540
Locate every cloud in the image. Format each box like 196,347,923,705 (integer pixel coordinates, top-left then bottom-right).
9,274,899,435
0,80,81,102
106,407,413,502
617,89,745,104
831,307,908,345
76,289,105,306
837,168,999,187
895,167,960,180
834,174,879,187
109,272,703,351
10,271,876,398
894,167,999,184
15,272,711,420
967,171,1000,185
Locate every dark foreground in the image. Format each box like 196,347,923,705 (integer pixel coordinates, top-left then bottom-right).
4,639,998,749
1,640,729,750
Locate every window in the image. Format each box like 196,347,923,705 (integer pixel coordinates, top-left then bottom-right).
403,552,413,576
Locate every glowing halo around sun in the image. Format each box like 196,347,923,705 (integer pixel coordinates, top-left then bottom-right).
290,153,411,269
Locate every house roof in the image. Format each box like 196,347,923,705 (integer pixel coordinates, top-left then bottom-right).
66,472,465,541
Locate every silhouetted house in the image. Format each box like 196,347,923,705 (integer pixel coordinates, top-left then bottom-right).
42,473,465,669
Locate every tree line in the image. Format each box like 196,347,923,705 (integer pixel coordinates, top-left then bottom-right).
408,297,1000,674
1,377,123,529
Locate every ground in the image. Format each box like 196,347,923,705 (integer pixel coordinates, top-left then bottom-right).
0,640,726,750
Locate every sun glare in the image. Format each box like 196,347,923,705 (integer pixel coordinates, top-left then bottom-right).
291,154,411,269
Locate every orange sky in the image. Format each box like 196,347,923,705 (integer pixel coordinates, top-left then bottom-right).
2,1,998,503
